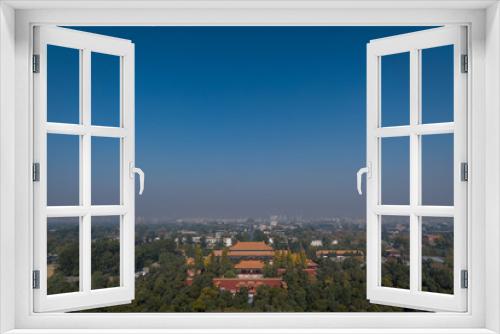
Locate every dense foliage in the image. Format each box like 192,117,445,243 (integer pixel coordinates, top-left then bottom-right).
45,221,452,312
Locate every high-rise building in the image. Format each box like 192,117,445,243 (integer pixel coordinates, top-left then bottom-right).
270,215,278,226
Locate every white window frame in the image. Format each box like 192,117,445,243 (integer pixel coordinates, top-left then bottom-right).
33,26,136,312
366,26,467,312
0,1,499,333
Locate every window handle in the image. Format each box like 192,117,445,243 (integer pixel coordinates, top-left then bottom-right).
129,162,145,195
357,162,371,195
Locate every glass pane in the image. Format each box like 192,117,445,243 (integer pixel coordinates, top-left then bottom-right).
91,52,120,127
91,216,120,290
381,215,410,289
47,134,79,206
421,134,454,206
421,45,454,124
421,217,454,294
47,217,80,295
47,45,80,124
382,136,410,205
381,52,410,127
91,137,120,205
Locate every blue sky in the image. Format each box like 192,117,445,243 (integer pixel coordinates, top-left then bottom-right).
46,26,454,219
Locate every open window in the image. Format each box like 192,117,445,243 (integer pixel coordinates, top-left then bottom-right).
362,26,467,312
33,26,140,312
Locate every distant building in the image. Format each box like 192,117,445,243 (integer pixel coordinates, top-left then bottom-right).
135,267,150,278
423,234,443,244
223,237,232,247
270,215,278,226
273,230,285,237
214,241,274,260
186,257,196,277
174,237,187,244
316,249,364,257
205,237,219,246
311,240,323,247
277,259,318,276
385,248,401,258
422,256,445,263
235,260,264,278
215,230,226,238
305,259,318,275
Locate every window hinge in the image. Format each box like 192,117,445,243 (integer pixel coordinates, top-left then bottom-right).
33,54,40,73
33,163,40,182
33,270,40,289
461,270,468,289
461,54,468,73
461,162,468,182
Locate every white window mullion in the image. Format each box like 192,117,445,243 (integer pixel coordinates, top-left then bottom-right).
82,47,92,294
121,46,135,296
409,47,419,295
365,44,380,302
45,123,129,138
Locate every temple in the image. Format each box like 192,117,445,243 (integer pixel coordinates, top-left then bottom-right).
213,278,285,295
213,241,275,260
234,260,264,277
187,241,318,298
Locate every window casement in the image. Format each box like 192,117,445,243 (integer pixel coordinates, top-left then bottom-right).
361,26,467,312
33,26,142,312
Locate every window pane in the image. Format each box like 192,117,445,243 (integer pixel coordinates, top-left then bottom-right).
382,136,410,205
47,45,80,124
421,217,454,295
421,45,454,124
421,134,454,206
91,137,120,205
91,52,120,127
47,217,80,295
381,52,410,127
91,216,120,290
381,215,410,289
47,134,79,206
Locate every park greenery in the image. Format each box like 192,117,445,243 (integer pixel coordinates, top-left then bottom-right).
46,220,454,312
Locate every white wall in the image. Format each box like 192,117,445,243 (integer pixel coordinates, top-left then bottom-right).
485,2,500,333
0,2,16,333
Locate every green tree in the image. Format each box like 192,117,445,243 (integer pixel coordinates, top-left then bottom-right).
224,270,236,278
194,246,204,270
91,270,105,290
286,249,294,269
263,264,277,277
274,250,281,269
300,250,307,269
233,287,250,310
221,248,230,272
56,242,79,276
